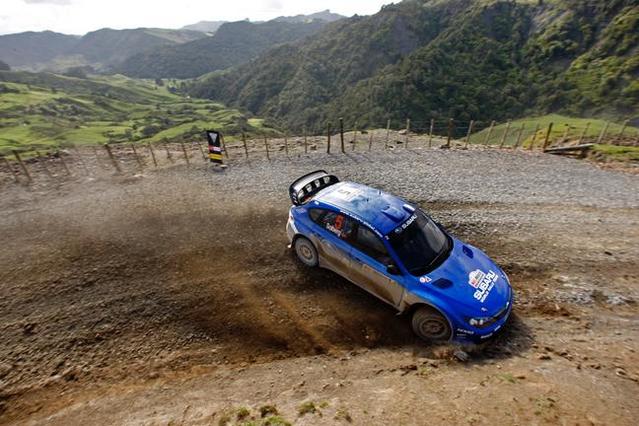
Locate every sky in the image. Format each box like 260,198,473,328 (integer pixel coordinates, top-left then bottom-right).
0,0,392,35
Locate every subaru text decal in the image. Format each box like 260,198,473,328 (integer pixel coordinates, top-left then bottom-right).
468,269,498,303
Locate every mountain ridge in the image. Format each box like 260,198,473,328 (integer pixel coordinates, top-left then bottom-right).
189,0,638,132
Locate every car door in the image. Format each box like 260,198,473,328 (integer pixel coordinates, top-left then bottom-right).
308,209,355,278
347,224,405,308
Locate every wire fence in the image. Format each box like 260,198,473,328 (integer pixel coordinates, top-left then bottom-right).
1,117,637,186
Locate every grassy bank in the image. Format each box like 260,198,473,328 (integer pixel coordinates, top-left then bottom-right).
0,71,278,155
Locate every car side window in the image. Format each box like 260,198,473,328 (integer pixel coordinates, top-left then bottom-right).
353,225,392,264
308,208,325,223
321,211,356,242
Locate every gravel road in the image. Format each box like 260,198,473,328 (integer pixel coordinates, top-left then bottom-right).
194,148,639,208
1,147,638,425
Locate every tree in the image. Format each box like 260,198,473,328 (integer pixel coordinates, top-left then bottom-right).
0,60,10,71
155,78,164,86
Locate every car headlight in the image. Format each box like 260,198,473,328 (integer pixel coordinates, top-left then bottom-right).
467,316,495,328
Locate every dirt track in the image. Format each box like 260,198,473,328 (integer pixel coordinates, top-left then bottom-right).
1,149,638,425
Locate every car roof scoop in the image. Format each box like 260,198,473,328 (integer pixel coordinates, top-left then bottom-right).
382,205,405,222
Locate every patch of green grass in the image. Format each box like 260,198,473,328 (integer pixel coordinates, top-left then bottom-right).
259,405,279,418
261,416,291,426
334,407,353,423
496,373,517,384
297,401,318,417
236,407,251,421
471,114,636,148
591,144,639,162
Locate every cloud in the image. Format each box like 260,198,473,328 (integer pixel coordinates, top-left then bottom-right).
263,0,283,11
23,0,72,5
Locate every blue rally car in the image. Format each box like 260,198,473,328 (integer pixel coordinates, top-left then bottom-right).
286,171,513,343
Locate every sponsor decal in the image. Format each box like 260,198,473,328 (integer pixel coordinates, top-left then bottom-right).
335,187,363,201
394,214,417,234
468,269,498,303
456,328,475,335
419,276,432,284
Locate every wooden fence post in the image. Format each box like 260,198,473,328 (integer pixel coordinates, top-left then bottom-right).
578,122,591,144
242,133,249,159
514,123,525,149
499,120,511,149
368,132,373,152
303,128,308,154
264,136,270,160
618,119,629,141
104,144,122,173
57,149,71,176
560,124,570,143
327,122,332,154
221,135,228,158
12,150,32,183
484,121,496,146
597,121,610,144
352,125,358,151
542,122,554,151
339,118,345,153
147,143,158,168
2,156,20,183
528,123,540,151
36,151,53,180
385,119,391,150
446,118,454,148
284,134,289,157
404,118,410,149
465,120,475,148
131,143,143,170
164,142,174,163
180,142,190,166
428,118,434,148
197,141,206,160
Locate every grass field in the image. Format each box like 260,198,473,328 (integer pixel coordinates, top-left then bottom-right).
470,114,638,148
0,71,279,155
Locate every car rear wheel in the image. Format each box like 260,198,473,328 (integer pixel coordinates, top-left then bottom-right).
294,236,318,267
411,306,452,342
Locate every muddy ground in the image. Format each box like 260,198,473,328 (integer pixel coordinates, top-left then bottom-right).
1,150,638,425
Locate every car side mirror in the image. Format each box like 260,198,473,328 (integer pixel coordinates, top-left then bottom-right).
386,264,400,275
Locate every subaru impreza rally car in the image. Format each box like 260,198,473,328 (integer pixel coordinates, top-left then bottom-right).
286,170,513,343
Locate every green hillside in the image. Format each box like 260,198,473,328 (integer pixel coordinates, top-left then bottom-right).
115,20,329,79
189,0,639,132
0,71,275,155
471,114,638,147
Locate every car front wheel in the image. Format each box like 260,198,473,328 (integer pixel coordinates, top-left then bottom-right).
294,236,318,267
411,306,452,342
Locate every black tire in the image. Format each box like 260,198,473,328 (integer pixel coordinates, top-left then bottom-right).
411,306,452,342
294,236,319,267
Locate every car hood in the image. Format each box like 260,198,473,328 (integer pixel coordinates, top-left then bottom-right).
419,238,511,317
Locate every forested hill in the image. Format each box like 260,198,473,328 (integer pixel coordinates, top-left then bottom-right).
115,20,329,79
189,0,639,132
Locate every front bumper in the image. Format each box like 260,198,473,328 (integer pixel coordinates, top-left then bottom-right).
286,217,296,244
453,290,514,343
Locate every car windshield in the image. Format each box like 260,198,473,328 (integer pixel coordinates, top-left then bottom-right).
388,209,451,276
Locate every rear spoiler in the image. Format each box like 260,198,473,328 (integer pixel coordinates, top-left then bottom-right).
289,170,340,206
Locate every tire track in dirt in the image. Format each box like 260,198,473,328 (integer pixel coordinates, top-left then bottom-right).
268,292,335,355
